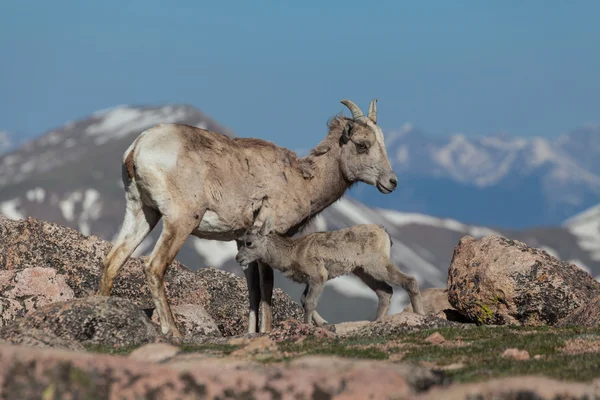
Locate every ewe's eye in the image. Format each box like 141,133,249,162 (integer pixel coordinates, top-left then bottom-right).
355,142,369,154
245,241,253,247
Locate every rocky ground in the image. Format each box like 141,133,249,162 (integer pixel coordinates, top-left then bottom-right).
2,215,600,399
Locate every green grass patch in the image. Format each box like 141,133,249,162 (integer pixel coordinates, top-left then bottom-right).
280,337,388,360
83,344,139,355
396,325,600,383
82,326,600,383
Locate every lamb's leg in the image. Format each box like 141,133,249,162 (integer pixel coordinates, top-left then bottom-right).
99,187,160,296
144,215,199,338
385,263,425,315
301,285,328,326
302,281,325,325
354,268,393,320
258,262,274,332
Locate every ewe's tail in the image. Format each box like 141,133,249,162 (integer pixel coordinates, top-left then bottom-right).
123,137,140,181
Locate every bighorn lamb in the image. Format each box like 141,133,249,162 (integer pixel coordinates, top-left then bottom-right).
99,98,398,337
235,217,425,324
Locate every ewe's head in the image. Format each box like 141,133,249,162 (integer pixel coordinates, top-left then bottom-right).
235,216,275,270
335,99,397,194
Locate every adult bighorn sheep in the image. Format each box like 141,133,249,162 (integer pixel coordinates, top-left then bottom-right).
98,98,398,338
235,217,426,325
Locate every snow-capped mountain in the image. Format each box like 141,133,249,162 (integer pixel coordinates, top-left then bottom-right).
1,105,599,324
350,123,600,229
0,130,25,156
563,203,600,266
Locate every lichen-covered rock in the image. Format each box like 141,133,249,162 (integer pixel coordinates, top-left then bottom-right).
346,312,464,338
192,267,303,336
0,215,303,336
128,343,181,363
151,304,220,338
0,297,23,328
0,267,75,326
447,235,600,326
0,327,85,351
557,294,600,327
267,319,336,342
0,296,160,348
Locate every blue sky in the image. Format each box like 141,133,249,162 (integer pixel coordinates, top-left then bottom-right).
1,0,598,150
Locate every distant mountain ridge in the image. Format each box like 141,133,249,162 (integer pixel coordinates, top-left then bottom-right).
1,104,599,324
349,122,600,228
0,130,26,156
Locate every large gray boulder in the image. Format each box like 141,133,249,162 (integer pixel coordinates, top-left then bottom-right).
0,296,160,348
447,235,600,326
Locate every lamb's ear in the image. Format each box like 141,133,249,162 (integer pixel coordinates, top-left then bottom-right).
260,216,275,236
340,121,353,145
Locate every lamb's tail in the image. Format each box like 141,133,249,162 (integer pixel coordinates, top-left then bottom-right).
380,224,393,248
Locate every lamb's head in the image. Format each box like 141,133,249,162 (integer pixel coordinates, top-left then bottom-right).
235,216,275,270
337,99,397,194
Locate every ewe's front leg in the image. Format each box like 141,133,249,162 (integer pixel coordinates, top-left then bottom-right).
258,262,274,333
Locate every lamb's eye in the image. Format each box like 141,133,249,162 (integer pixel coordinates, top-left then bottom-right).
355,142,369,153
245,241,253,247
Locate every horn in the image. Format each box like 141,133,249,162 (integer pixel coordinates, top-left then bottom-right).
340,99,365,121
368,98,377,124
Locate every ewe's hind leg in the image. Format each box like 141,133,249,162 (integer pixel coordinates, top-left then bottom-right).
354,268,393,320
258,262,274,333
301,285,328,326
385,264,425,315
236,240,261,334
144,215,199,338
243,261,261,334
99,191,160,296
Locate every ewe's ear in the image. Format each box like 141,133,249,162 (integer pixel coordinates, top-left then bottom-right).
340,121,353,145
260,216,274,236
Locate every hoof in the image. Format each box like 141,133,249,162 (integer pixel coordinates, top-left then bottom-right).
164,330,184,345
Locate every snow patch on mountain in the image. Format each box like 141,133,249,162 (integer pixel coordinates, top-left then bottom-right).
57,189,103,235
86,105,190,145
192,239,238,269
26,187,46,203
379,209,501,238
0,198,24,220
59,192,83,222
38,131,64,146
0,131,13,154
564,203,600,261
